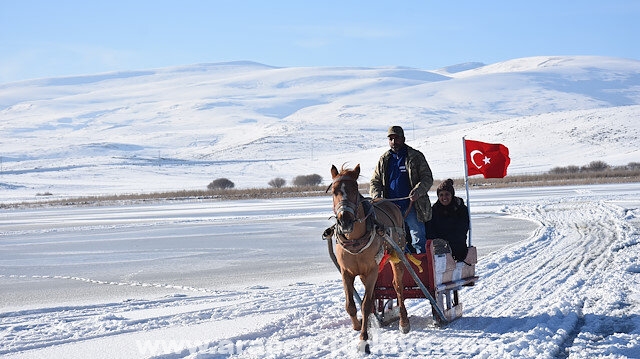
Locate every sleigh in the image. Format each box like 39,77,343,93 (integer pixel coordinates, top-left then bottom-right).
373,240,478,325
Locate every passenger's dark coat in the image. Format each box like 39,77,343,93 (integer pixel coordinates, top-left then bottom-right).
425,196,470,261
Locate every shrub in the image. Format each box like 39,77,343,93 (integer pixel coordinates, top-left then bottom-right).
549,166,568,175
549,162,610,174
582,160,609,172
292,174,323,187
207,178,235,190
626,162,640,170
566,165,581,173
268,177,286,188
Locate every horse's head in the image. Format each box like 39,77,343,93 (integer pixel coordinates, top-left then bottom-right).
329,164,362,234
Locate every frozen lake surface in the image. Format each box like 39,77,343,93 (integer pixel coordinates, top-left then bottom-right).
0,191,536,309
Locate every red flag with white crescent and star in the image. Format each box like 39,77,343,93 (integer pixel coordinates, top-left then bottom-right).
464,139,510,178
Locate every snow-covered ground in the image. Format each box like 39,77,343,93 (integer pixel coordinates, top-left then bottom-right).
1,183,639,358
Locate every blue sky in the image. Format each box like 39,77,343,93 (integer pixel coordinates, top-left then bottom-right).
1,0,639,83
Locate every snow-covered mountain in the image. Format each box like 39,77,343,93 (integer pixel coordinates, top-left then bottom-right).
1,56,639,201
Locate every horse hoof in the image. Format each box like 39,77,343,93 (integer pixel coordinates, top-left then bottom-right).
400,322,410,334
357,340,370,354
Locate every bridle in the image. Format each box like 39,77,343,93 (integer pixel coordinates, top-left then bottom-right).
328,176,360,217
327,175,375,234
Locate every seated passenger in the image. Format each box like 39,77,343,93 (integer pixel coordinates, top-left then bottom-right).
425,179,470,262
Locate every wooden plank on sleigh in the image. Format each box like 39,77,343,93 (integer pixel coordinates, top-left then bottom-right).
433,246,477,285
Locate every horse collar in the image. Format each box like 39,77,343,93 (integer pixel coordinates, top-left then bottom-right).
335,229,377,255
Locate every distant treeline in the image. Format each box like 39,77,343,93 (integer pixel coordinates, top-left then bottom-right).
457,161,640,189
4,161,640,209
549,160,640,174
208,174,323,190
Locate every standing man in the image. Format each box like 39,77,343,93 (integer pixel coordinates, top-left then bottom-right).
370,126,434,253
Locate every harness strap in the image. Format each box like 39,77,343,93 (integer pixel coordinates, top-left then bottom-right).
335,227,378,255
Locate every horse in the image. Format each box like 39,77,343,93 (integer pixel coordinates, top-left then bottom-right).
328,164,409,353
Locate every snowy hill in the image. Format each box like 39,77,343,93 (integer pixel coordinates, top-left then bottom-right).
1,56,639,201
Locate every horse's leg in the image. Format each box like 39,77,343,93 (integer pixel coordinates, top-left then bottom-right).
392,260,410,333
359,267,378,341
341,271,361,331
354,267,378,354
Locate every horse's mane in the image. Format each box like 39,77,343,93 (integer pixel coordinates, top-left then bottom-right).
338,163,360,180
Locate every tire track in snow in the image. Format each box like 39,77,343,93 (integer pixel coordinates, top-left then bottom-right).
463,199,638,358
0,273,224,295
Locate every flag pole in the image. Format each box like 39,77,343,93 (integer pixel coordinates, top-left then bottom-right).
462,136,472,247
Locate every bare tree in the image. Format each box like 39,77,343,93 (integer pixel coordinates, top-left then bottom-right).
268,177,286,188
292,174,323,187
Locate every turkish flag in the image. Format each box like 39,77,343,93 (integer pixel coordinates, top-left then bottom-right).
465,139,510,178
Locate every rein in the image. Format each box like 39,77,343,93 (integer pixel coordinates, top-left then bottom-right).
367,195,414,219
